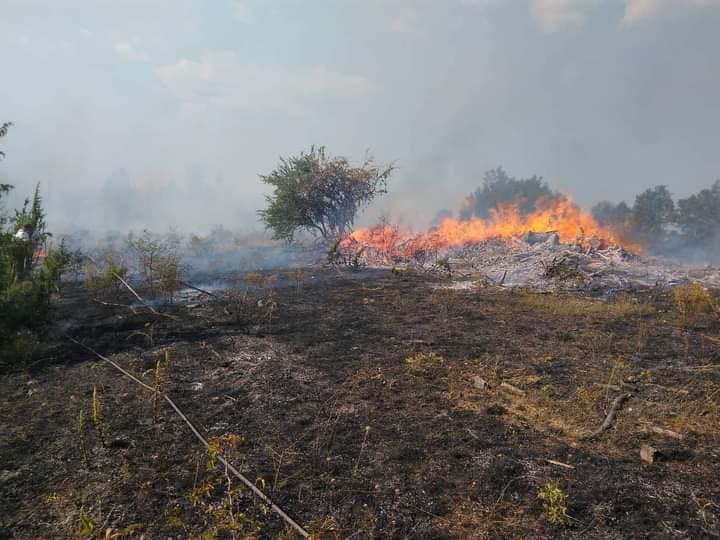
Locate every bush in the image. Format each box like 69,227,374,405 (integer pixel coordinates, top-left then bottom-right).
258,146,393,242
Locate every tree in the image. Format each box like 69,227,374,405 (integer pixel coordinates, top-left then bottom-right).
591,200,633,228
676,180,720,247
0,122,12,163
459,167,561,220
258,146,393,242
631,185,675,247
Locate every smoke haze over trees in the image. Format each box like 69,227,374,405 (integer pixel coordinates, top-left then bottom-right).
592,181,720,260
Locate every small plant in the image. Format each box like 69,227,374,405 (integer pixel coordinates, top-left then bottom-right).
405,352,445,375
153,359,163,422
538,482,569,525
353,425,371,475
78,408,89,467
92,385,106,447
673,282,712,326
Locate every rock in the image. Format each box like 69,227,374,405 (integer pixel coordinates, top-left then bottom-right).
189,382,204,391
473,376,490,390
109,437,132,449
640,444,657,464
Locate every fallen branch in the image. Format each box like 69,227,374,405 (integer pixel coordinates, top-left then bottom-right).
179,280,221,300
582,393,632,440
65,335,309,538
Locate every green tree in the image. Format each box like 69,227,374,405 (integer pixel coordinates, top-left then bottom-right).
459,167,561,220
631,185,675,247
0,123,71,351
676,180,720,247
258,146,393,242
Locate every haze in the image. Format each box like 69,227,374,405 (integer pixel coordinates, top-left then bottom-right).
1,0,718,234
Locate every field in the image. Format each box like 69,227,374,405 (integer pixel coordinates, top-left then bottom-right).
1,268,719,538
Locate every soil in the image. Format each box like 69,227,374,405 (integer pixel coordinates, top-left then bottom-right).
1,267,719,539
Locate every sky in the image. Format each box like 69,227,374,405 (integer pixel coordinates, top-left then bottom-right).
0,0,719,233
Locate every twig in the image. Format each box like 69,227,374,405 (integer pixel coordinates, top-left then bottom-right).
582,393,632,440
546,459,575,469
92,299,138,313
65,335,309,538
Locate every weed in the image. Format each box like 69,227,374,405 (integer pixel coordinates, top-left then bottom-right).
78,408,89,467
537,482,569,525
91,385,106,447
673,282,712,326
153,359,163,422
354,425,371,476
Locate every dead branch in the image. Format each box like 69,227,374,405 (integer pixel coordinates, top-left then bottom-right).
111,272,158,314
582,393,632,440
92,299,138,313
179,280,221,299
65,335,309,538
500,382,526,396
545,459,575,469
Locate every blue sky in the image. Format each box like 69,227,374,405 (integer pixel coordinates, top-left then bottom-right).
1,0,719,232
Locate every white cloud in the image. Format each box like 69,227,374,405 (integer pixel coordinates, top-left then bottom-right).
530,0,593,32
114,37,149,61
156,51,372,115
230,1,255,23
621,0,720,26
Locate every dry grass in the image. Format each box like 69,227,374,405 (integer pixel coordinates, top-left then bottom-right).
516,291,655,319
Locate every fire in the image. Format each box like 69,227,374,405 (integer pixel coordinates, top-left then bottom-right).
343,198,642,260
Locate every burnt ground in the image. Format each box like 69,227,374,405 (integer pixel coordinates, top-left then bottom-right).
1,268,720,539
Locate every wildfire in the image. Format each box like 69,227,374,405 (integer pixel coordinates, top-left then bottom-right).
343,198,641,260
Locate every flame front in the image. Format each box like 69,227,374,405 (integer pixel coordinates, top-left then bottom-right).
343,198,641,259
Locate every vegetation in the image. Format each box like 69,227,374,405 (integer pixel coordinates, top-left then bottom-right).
258,146,393,242
0,124,71,358
593,180,720,257
459,167,562,220
537,483,569,525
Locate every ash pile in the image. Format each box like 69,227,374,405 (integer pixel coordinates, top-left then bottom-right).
340,230,720,293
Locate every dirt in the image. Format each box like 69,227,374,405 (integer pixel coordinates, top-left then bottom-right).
1,268,719,539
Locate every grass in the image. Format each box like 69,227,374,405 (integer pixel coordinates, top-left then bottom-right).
516,291,655,319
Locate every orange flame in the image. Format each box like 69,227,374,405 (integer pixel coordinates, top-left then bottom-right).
344,199,642,259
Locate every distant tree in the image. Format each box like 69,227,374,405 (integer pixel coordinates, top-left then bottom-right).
459,167,561,220
676,180,720,247
631,185,675,246
258,146,393,242
591,200,633,228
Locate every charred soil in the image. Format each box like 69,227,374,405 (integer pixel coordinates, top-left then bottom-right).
1,268,719,538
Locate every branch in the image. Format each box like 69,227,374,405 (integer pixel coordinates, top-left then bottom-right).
65,336,310,538
582,393,632,440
